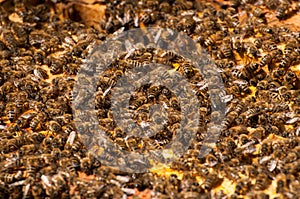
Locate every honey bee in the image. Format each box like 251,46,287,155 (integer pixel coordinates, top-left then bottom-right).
169,97,181,111
25,157,40,178
244,42,259,58
279,53,296,69
206,154,219,167
262,41,278,52
0,171,23,183
247,16,265,26
201,174,222,191
147,85,161,101
159,1,171,13
5,102,19,121
172,0,193,14
254,173,271,190
284,70,296,83
48,120,62,133
276,2,290,20
30,112,47,130
272,68,285,80
181,62,195,78
260,53,275,67
276,178,286,193
221,111,238,129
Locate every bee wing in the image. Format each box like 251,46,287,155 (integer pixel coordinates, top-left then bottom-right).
22,183,31,199
66,131,76,145
41,175,52,187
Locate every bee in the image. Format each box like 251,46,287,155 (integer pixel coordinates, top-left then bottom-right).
206,154,219,167
195,20,216,34
226,84,242,97
41,153,56,165
201,174,222,191
284,70,296,83
231,69,247,80
284,41,295,55
245,63,259,75
276,176,286,193
48,120,62,133
283,150,298,163
272,68,285,80
262,41,277,52
125,59,146,69
169,97,180,111
181,62,194,78
244,42,259,58
30,112,47,130
172,0,193,14
254,173,271,190
219,43,233,58
247,16,265,26
203,33,217,47
5,102,19,121
260,53,275,67
159,1,171,13
147,85,161,101
20,144,38,155
179,17,196,35
276,2,290,20
279,53,297,68
129,94,148,110
49,60,63,75
0,171,23,183
253,37,264,48
16,91,29,110
25,157,40,178
257,25,273,35
221,111,238,129
31,182,44,198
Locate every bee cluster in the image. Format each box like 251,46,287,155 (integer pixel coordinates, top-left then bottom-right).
0,0,300,198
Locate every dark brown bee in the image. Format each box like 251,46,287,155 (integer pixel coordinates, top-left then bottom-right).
272,68,285,80
284,70,296,83
260,53,274,67
276,2,290,20
245,63,259,75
